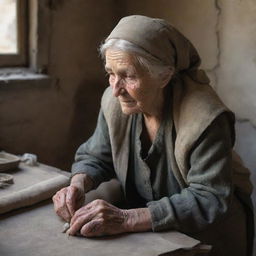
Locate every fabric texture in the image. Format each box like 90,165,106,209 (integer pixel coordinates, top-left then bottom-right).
0,162,70,214
125,111,181,209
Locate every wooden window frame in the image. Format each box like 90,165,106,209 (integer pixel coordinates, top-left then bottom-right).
0,0,28,67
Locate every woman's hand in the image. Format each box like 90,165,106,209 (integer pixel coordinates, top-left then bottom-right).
52,185,85,222
67,199,152,237
52,173,93,222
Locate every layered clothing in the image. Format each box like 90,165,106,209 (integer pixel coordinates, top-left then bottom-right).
72,75,253,256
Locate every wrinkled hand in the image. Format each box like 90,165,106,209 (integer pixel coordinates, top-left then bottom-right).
52,185,85,222
67,199,128,237
68,199,152,237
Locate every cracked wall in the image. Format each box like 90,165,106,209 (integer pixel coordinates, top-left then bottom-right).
215,0,256,125
211,0,256,220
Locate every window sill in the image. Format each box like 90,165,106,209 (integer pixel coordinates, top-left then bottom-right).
0,68,56,90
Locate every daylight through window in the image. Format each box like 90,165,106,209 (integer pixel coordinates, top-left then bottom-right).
0,0,17,54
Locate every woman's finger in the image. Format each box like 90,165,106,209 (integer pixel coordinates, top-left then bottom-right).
55,190,72,222
70,201,93,226
68,210,95,236
66,186,77,216
80,218,104,237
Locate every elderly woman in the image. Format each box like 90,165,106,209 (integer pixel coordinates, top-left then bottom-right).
53,15,253,256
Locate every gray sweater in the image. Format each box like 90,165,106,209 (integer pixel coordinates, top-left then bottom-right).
72,80,253,255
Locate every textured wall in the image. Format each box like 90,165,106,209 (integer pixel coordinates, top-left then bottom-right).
215,0,256,124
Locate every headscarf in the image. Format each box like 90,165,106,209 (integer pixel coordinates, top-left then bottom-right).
106,15,209,84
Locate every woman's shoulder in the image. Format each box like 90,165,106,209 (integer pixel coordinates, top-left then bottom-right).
172,74,235,136
171,75,236,170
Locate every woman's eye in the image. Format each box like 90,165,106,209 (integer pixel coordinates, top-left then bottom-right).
125,74,136,80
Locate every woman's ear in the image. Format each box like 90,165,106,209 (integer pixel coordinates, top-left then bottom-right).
159,68,174,88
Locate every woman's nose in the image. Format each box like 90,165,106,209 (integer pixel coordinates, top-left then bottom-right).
112,77,124,97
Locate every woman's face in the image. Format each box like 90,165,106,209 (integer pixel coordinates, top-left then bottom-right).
105,49,165,116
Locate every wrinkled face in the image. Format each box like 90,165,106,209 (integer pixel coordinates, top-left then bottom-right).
105,49,164,115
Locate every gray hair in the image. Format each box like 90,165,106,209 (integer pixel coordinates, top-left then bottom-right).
99,39,174,80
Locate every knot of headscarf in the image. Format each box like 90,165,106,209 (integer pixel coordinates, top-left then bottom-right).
106,15,209,84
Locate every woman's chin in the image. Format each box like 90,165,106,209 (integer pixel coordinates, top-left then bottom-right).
120,105,139,115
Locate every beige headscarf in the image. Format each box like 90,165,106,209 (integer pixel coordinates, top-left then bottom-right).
106,15,209,84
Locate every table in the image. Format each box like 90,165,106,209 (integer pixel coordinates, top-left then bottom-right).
0,160,210,256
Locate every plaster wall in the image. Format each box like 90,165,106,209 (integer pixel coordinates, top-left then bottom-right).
216,0,256,124
124,0,219,73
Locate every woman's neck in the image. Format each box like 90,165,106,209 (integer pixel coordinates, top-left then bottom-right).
142,90,165,142
142,102,164,143
142,116,160,143
143,89,165,121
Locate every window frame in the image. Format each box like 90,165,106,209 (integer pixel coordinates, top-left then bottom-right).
0,0,28,67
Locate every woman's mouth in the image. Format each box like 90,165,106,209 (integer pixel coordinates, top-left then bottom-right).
119,97,135,103
119,98,136,106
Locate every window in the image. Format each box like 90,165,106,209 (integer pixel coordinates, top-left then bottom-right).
0,0,27,67
0,0,51,78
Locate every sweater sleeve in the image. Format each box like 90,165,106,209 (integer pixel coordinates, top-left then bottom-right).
71,109,116,189
147,113,234,233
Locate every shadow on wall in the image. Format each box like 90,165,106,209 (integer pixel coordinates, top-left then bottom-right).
65,79,106,170
234,119,256,255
